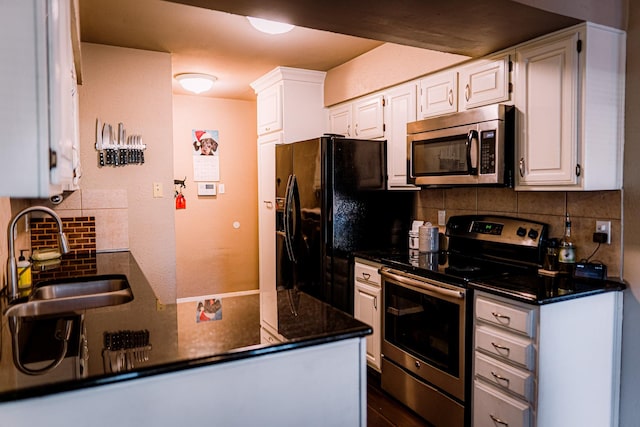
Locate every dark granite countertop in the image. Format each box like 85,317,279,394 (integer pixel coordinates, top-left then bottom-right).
0,251,371,402
354,250,626,305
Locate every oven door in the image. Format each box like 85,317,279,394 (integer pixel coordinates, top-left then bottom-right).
381,267,467,401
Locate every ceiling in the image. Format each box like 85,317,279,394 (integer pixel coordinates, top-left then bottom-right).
79,0,583,101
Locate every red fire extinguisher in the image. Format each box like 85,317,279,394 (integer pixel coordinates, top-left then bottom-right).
176,192,186,209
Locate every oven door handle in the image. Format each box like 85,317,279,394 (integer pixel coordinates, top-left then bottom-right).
381,268,465,300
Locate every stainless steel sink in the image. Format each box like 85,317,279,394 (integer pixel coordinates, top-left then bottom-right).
4,275,133,318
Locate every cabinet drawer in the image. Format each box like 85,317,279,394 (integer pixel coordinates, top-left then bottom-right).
354,262,381,287
474,380,531,427
476,325,535,370
476,296,536,337
475,352,535,402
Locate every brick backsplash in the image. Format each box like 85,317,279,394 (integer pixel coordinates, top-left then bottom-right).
30,216,97,254
30,216,98,281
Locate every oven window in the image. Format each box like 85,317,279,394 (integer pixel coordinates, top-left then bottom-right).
412,135,470,176
384,281,460,377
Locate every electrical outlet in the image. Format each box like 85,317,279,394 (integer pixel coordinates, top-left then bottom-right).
438,210,446,226
153,182,163,198
595,220,612,244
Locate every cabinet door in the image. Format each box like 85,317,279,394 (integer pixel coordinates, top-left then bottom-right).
459,55,510,110
419,70,457,118
385,83,418,189
328,104,352,137
474,380,531,427
257,84,283,135
257,133,281,293
353,94,384,139
515,31,580,187
354,281,381,371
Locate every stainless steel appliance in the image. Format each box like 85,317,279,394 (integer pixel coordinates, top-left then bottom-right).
380,215,549,427
407,104,514,187
276,135,412,314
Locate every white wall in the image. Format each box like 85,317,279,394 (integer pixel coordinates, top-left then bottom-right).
77,43,177,303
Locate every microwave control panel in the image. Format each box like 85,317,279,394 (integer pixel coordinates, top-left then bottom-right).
479,130,496,174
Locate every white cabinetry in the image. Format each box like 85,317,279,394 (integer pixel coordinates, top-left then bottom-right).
514,23,625,190
459,53,511,110
418,70,458,119
251,67,326,328
0,0,80,198
384,83,418,189
328,93,385,140
472,290,623,427
353,258,382,372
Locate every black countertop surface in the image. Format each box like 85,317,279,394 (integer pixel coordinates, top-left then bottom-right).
354,250,626,304
0,251,371,402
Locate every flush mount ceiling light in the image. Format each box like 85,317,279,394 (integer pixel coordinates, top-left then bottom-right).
247,16,295,34
175,73,217,94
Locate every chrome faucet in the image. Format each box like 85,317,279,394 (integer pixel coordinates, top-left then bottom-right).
6,206,70,301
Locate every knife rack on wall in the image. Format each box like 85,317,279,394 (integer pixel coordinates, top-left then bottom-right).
95,118,146,167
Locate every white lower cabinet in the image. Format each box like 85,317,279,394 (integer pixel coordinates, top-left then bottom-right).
472,290,623,427
353,258,382,371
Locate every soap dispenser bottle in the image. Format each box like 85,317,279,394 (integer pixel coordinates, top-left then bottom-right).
17,249,32,289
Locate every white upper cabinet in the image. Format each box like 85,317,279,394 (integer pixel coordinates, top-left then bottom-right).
251,67,326,142
418,70,458,119
514,23,625,191
385,83,418,190
328,93,385,140
459,53,511,110
0,0,80,198
256,83,283,135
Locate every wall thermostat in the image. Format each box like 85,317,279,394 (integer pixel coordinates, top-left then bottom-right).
197,182,216,196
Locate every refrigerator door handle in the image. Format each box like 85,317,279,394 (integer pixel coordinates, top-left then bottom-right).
283,174,296,263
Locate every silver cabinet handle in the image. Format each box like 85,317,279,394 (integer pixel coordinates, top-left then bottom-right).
465,83,470,101
355,123,359,136
491,342,511,356
490,414,509,426
347,124,351,137
519,157,525,177
362,273,371,280
373,296,377,310
263,201,273,209
448,89,453,106
491,311,511,323
491,371,511,386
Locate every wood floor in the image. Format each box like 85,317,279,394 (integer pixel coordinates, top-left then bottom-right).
367,370,432,427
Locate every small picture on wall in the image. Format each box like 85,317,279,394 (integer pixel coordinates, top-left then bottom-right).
192,129,219,156
191,128,220,181
196,298,222,323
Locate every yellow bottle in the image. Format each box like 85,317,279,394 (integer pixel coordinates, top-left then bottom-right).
17,249,32,289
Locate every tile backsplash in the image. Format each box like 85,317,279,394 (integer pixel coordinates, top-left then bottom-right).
414,188,622,276
30,216,98,281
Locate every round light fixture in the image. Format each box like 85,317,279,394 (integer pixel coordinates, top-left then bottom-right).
175,73,217,94
247,16,295,34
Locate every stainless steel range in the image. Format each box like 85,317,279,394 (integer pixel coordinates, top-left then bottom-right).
380,215,548,427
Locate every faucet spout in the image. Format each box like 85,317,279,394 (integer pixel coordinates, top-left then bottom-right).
6,206,70,301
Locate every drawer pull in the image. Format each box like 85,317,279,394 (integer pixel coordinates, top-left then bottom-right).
489,414,509,426
491,311,511,323
491,371,511,386
491,342,511,356
362,273,371,280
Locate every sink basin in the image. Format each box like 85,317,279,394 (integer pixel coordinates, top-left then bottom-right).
4,274,134,318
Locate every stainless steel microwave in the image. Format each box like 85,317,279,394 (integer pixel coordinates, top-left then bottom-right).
407,104,514,187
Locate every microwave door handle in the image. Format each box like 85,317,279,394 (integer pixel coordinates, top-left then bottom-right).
466,130,478,175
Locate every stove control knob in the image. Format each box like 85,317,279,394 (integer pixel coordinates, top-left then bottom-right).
516,227,527,237
528,229,539,240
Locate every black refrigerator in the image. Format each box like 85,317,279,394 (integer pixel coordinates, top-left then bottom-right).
275,135,412,315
